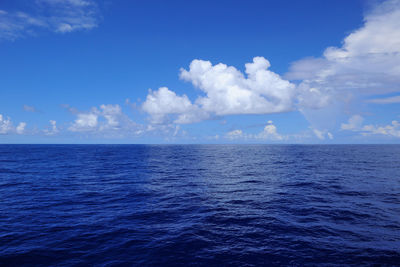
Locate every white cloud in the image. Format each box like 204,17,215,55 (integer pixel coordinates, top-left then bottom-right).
226,129,243,140
67,104,141,137
0,114,14,134
142,57,296,125
312,128,333,140
141,87,206,124
64,103,191,139
180,57,295,116
69,110,98,132
225,121,285,141
57,23,73,33
44,120,59,135
286,0,400,109
100,104,122,129
141,122,187,139
16,122,26,134
0,0,99,40
0,114,26,135
341,115,400,138
312,129,324,140
341,115,364,131
141,0,400,132
361,121,400,137
257,122,284,141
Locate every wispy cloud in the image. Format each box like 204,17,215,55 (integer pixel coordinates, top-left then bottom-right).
367,95,400,104
0,0,100,40
341,115,400,138
23,105,38,112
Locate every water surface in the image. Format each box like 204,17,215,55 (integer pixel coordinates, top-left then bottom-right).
0,145,399,266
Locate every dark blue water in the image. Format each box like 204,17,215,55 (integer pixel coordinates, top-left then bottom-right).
0,145,399,266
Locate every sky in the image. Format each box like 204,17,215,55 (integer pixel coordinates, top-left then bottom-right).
1,0,400,144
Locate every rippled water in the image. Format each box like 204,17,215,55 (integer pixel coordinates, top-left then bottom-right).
0,145,399,266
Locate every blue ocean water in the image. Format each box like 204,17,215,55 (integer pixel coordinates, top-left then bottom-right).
0,145,399,266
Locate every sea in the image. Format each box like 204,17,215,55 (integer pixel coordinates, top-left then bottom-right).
0,144,399,266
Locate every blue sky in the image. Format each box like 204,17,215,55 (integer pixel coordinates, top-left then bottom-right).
1,0,400,143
